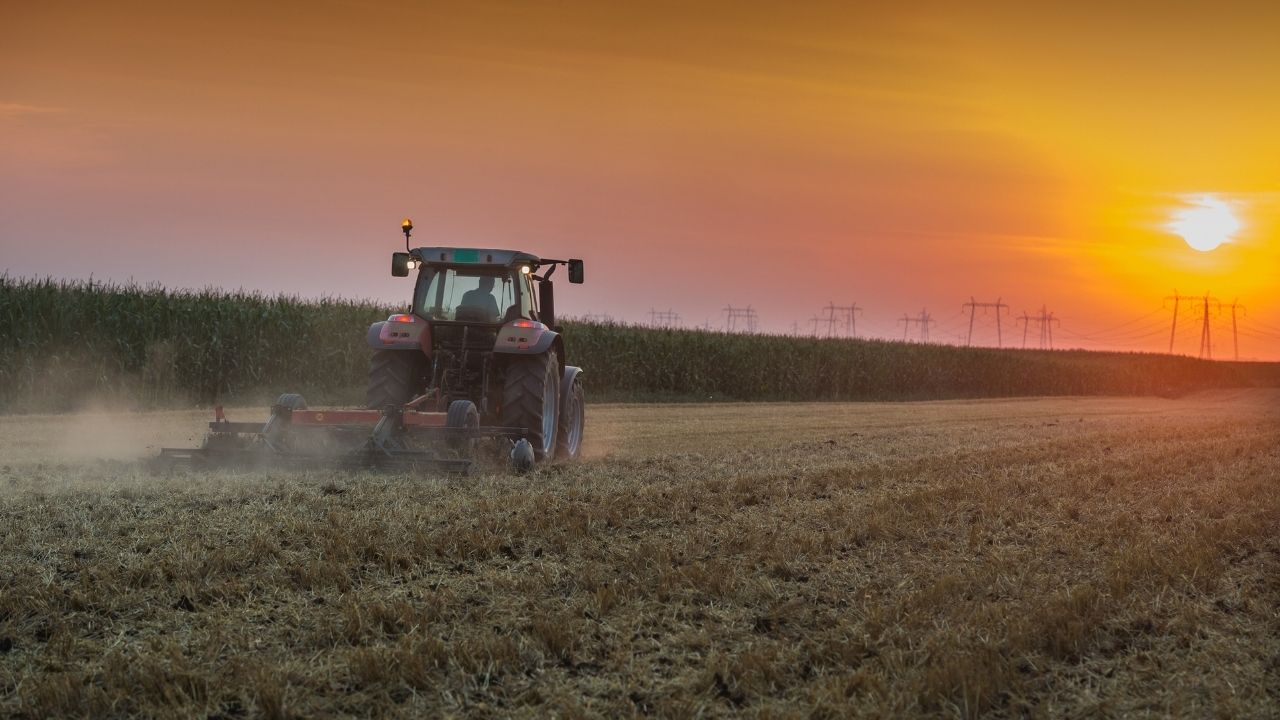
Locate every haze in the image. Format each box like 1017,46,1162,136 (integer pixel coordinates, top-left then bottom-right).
3,1,1278,358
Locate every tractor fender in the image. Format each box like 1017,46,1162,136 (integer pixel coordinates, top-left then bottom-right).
493,321,559,357
367,316,431,353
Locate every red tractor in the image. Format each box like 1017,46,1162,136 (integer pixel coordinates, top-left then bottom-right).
161,220,585,473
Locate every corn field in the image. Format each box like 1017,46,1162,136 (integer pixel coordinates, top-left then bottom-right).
0,276,392,411
0,275,1275,411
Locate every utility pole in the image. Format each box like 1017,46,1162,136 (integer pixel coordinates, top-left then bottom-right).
962,297,1009,347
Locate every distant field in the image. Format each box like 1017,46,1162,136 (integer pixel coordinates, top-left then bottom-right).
3,276,1278,412
2,391,1278,717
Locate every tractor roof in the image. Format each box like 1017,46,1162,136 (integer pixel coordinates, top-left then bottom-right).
413,247,541,268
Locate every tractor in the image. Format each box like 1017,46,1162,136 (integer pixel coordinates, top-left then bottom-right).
368,219,586,462
159,219,585,473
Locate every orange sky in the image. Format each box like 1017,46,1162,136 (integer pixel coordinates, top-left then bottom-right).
3,1,1279,358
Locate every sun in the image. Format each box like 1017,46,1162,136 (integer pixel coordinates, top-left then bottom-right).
1166,195,1241,252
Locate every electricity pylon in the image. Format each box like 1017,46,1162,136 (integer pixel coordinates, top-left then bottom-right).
1166,291,1220,358
722,306,758,333
648,308,681,328
1016,306,1060,349
899,309,934,342
963,297,1009,347
818,302,862,337
1227,299,1246,361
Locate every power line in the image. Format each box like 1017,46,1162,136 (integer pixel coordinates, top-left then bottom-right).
1067,307,1168,338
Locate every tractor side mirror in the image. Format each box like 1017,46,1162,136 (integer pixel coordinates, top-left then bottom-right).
392,252,412,277
568,259,584,284
538,279,556,328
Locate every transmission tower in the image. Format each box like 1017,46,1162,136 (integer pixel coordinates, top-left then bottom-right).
821,303,840,337
1166,291,1220,358
1198,294,1220,359
817,302,862,338
722,305,759,333
1227,300,1246,361
1016,306,1060,349
898,309,934,342
963,297,1009,347
648,308,681,328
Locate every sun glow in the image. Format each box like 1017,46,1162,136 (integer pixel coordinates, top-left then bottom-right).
1166,195,1241,252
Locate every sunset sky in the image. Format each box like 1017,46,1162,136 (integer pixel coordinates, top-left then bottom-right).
3,1,1279,358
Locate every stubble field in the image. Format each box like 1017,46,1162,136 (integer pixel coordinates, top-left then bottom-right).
2,392,1278,718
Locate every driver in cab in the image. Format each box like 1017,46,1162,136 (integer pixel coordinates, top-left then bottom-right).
459,276,500,322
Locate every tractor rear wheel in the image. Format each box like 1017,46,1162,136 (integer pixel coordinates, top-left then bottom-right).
555,375,584,461
365,350,425,409
501,351,560,460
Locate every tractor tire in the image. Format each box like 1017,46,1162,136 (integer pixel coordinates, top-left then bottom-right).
445,399,479,453
501,351,560,460
555,375,584,461
366,350,425,410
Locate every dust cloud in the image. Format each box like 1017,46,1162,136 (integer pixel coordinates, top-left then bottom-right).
0,405,225,466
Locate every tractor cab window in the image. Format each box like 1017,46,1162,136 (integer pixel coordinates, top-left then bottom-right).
416,267,528,323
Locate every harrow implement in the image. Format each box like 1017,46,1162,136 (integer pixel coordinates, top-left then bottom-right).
158,394,533,474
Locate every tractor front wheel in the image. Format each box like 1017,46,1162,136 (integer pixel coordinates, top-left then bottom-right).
501,351,560,460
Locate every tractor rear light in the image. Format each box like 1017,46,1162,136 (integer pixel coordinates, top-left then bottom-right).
379,321,417,343
388,314,415,324
499,319,544,350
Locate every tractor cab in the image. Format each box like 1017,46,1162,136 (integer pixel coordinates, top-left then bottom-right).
415,265,532,325
405,248,541,327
